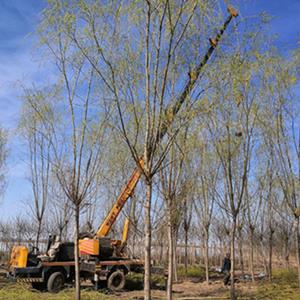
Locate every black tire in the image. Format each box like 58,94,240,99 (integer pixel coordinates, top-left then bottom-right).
107,270,126,291
47,271,65,293
31,282,46,291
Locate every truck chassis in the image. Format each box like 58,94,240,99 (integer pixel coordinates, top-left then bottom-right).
10,258,144,293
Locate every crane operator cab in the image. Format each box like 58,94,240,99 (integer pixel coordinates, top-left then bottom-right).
9,235,74,271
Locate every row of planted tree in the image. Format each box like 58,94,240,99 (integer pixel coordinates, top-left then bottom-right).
0,206,298,283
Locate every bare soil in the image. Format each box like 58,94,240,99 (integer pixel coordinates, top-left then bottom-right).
119,278,260,299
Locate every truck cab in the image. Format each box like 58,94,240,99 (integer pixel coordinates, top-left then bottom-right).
9,236,75,292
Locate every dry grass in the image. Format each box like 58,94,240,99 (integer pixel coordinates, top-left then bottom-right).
0,283,115,300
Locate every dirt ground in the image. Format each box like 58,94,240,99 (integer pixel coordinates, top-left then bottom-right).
122,279,230,299
120,279,260,299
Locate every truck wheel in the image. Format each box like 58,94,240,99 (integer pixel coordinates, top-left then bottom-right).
107,270,126,291
47,271,65,293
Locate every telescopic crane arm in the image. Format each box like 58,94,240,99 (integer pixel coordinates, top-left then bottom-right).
95,158,144,238
158,5,238,142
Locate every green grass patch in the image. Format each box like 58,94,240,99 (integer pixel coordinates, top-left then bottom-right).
249,268,300,300
272,268,298,284
125,273,165,290
254,283,300,300
0,274,166,300
0,284,115,300
177,264,206,278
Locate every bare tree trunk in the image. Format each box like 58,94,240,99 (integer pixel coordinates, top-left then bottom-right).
230,219,237,300
159,240,164,265
204,228,209,283
58,226,63,241
173,233,178,283
144,179,152,300
36,221,42,248
238,230,244,277
259,235,268,275
74,205,80,300
184,227,188,277
239,243,244,277
167,213,173,300
249,227,255,282
262,257,268,275
268,228,274,282
295,217,300,287
219,240,223,267
132,231,137,258
284,236,289,269
130,194,138,258
192,246,196,265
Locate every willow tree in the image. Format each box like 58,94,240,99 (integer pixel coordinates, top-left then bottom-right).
204,29,271,298
274,73,300,287
192,134,219,283
260,50,300,286
28,18,111,300
245,174,263,281
20,89,55,247
159,127,190,300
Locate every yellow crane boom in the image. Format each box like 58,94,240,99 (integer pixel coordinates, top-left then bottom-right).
96,158,144,238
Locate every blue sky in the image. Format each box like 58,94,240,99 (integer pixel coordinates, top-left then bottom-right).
0,0,299,220
0,0,46,219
